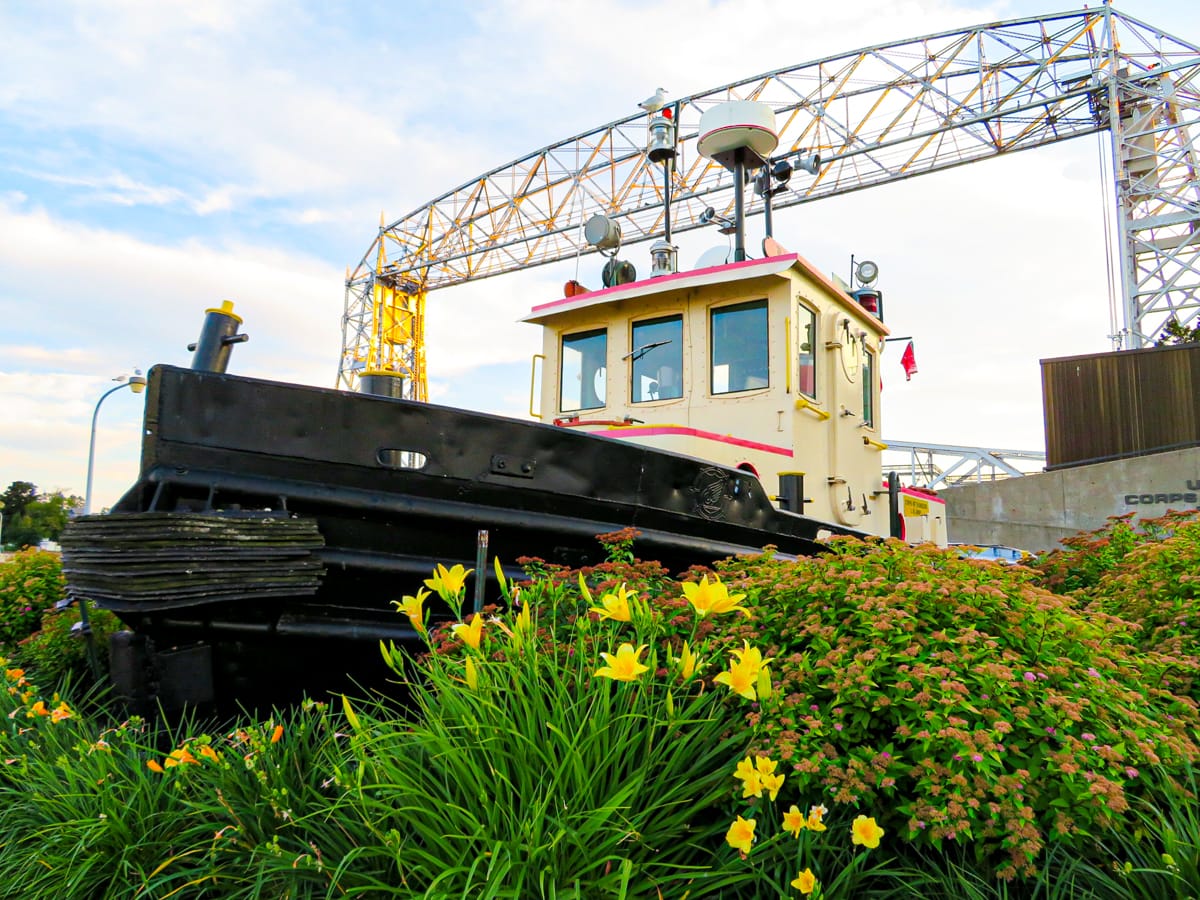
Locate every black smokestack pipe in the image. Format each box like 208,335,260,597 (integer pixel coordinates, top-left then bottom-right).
188,300,249,374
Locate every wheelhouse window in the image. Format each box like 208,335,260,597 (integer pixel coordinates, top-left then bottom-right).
862,348,876,427
711,299,768,394
797,304,817,398
560,328,607,412
631,314,683,403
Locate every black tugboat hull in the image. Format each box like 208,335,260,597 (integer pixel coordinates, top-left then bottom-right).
62,365,857,707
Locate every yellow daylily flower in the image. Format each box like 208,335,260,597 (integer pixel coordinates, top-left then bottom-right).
714,641,775,700
761,772,785,802
594,643,649,682
681,574,749,619
673,640,700,679
851,814,885,849
199,745,220,762
807,804,829,832
732,641,772,674
425,563,473,603
464,656,479,691
714,659,758,700
452,613,485,650
590,583,637,622
165,747,199,767
791,867,818,895
782,805,807,838
733,756,757,783
725,815,756,855
754,755,778,776
27,700,49,718
392,588,431,633
741,771,764,799
50,702,73,723
515,601,532,635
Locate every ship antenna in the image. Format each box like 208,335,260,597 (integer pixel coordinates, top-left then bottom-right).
696,101,779,262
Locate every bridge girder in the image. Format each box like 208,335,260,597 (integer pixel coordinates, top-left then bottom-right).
340,6,1200,394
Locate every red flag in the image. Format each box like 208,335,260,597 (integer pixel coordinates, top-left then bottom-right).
900,341,918,381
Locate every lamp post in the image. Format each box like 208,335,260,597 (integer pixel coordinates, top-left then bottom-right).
76,371,146,679
83,373,147,516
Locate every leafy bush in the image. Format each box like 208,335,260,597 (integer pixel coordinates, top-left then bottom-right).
0,660,366,899
706,538,1200,880
1031,511,1192,596
0,548,65,645
1064,514,1200,682
18,604,122,685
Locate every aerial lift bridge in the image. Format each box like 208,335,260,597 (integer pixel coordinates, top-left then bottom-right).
339,5,1200,402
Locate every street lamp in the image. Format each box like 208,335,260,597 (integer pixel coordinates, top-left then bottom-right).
76,371,147,679
83,372,147,517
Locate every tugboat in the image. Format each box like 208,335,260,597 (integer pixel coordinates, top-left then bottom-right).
61,100,944,709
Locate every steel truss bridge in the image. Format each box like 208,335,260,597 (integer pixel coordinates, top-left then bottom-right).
881,440,1048,490
340,5,1200,401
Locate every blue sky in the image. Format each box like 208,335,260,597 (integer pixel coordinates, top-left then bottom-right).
2,0,1198,511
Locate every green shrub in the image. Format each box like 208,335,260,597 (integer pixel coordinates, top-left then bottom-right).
1078,515,1200,680
1032,511,1187,595
708,538,1200,880
0,660,365,899
0,548,65,645
18,604,122,685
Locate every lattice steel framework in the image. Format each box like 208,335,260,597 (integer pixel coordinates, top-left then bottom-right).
882,440,1048,490
339,5,1200,395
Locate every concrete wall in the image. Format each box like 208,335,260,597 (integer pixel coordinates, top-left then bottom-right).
942,446,1200,553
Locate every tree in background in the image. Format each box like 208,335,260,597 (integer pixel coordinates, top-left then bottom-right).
1154,316,1200,346
0,482,82,549
0,482,38,522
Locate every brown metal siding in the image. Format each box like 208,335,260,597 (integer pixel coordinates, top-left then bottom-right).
1041,343,1200,469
